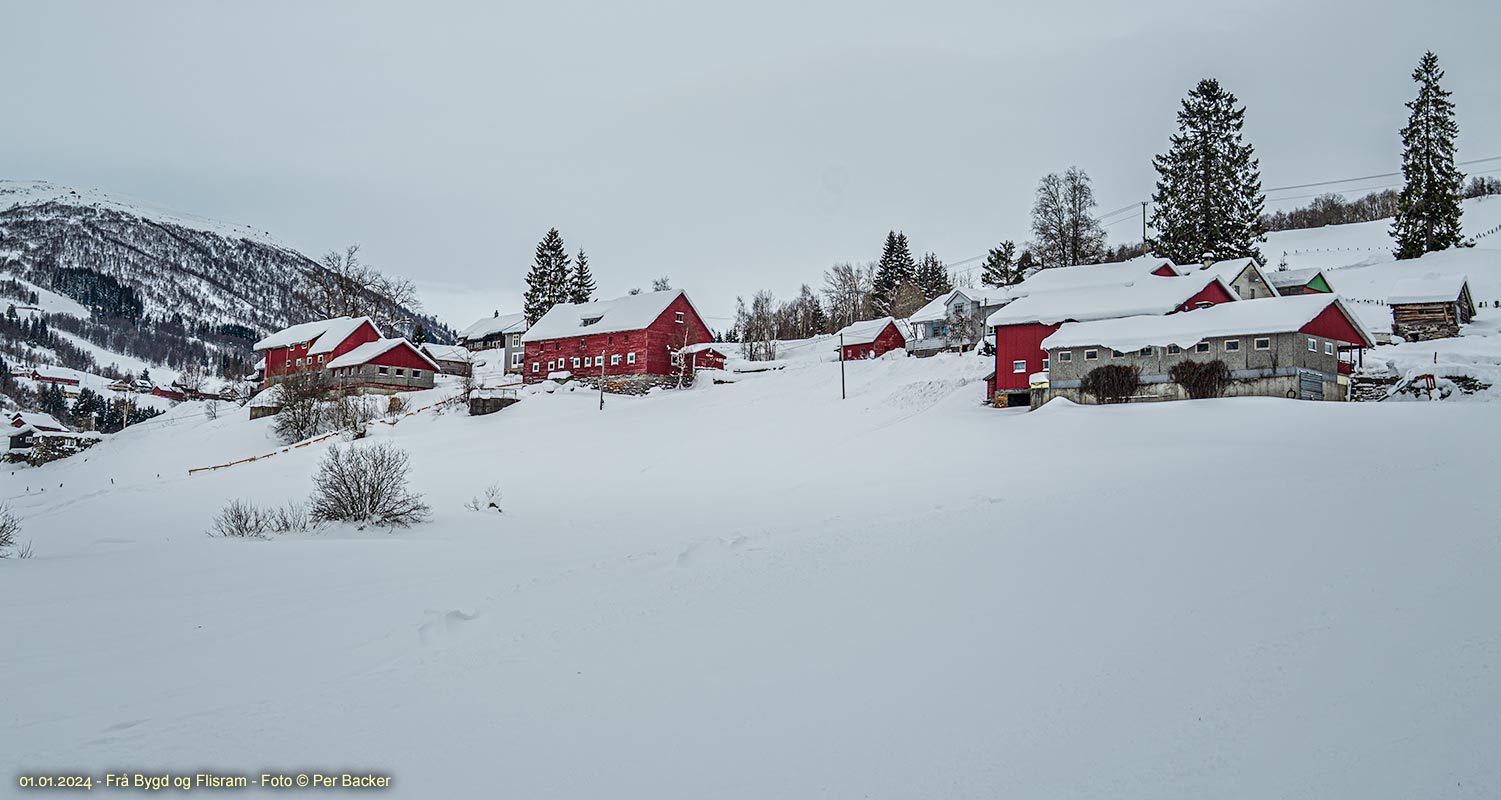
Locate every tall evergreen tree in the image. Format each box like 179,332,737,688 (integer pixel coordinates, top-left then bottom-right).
915,252,952,300
570,249,597,304
1392,51,1466,260
980,240,1020,287
871,231,917,315
523,228,572,324
1148,78,1265,264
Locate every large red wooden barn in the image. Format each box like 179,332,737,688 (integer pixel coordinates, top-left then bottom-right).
253,317,436,391
987,273,1239,407
520,290,713,384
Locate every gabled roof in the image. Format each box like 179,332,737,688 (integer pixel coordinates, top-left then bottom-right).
1011,255,1181,295
420,342,471,362
833,317,904,347
1389,273,1472,305
457,311,527,342
521,290,702,342
1267,268,1328,290
907,288,1011,323
253,316,375,354
986,273,1235,328
1199,257,1275,290
9,411,66,432
1041,294,1376,351
325,338,440,371
679,343,727,355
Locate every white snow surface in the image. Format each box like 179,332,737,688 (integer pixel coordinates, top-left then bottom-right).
0,180,293,250
1388,273,1472,305
253,316,374,354
1010,255,1181,296
2,351,1499,798
1041,295,1375,351
986,273,1234,327
456,311,526,342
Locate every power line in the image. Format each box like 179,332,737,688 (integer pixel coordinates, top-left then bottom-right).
1264,154,1501,194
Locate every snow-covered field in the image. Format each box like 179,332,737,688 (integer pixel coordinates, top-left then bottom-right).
3,351,1498,798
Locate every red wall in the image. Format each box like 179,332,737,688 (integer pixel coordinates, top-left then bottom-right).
841,323,906,360
993,322,1059,392
1176,281,1237,310
263,320,381,386
523,294,713,383
1299,302,1367,346
689,348,727,370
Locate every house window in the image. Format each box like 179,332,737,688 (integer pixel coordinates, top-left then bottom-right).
1138,347,1152,356
1059,351,1073,362
1224,339,1241,352
627,352,636,364
594,356,603,366
285,359,291,367
1195,342,1210,353
671,352,681,366
412,370,422,379
547,360,555,371
1254,337,1271,350
1041,358,1050,371
394,368,405,376
532,362,539,373
317,354,325,364
1307,337,1317,352
378,367,389,375
1111,349,1125,358
1167,344,1181,355
1324,342,1334,355
675,312,684,323
1012,360,1027,373
610,354,621,366
295,357,303,366
571,357,581,369
1195,301,1213,310
511,353,523,367
511,334,520,347
1084,349,1098,360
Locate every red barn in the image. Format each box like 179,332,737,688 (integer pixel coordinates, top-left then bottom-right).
986,274,1239,407
253,316,381,389
30,367,80,386
520,290,713,384
834,317,907,360
324,339,439,391
679,343,729,372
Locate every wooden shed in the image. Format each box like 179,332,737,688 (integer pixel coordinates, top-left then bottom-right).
1389,274,1475,341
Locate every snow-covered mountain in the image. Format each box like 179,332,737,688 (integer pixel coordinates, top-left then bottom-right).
0,180,447,377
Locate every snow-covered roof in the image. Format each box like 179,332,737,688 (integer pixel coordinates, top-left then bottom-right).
30,365,79,381
521,290,701,342
908,288,1012,324
457,311,527,342
420,342,471,362
325,338,440,371
1011,256,1181,296
248,389,283,408
1267,268,1325,289
1198,257,1267,283
833,317,903,347
986,273,1235,327
679,343,726,355
1389,273,1471,305
253,316,375,354
1041,294,1375,351
9,411,66,432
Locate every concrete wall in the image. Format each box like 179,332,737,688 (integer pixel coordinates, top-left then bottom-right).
1047,330,1341,385
332,364,436,392
1034,370,1343,407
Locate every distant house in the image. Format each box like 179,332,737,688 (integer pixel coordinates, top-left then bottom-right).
520,290,713,386
420,342,473,376
1196,257,1279,300
29,367,80,386
1389,274,1475,341
907,289,1009,355
1267,268,1333,296
252,316,382,388
678,343,729,372
457,311,528,372
1037,295,1375,407
986,273,1239,408
7,411,68,457
834,317,907,360
325,339,440,392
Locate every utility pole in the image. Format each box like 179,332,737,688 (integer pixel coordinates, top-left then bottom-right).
1141,201,1148,248
598,350,606,411
839,334,846,400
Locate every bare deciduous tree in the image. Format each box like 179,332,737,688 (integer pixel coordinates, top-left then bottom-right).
310,442,431,528
822,262,875,332
273,371,332,444
1030,167,1107,268
734,291,779,361
304,244,422,335
0,503,20,556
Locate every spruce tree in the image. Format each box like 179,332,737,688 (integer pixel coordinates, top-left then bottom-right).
523,228,572,324
1392,51,1466,260
915,252,951,300
570,249,597,304
411,322,427,346
981,241,1018,287
1148,78,1265,264
871,231,917,315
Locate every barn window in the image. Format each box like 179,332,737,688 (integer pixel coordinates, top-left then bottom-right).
571,357,581,369
627,352,636,364
1224,339,1241,352
1307,337,1317,352
1195,342,1210,353
1012,360,1026,373
532,362,539,373
412,370,422,379
1324,342,1334,355
317,354,324,363
1041,358,1049,371
395,369,405,376
547,360,555,371
285,360,291,368
675,312,684,323
611,354,621,366
1254,337,1271,350
296,358,303,366
378,367,389,375
1084,349,1098,360
1059,351,1072,362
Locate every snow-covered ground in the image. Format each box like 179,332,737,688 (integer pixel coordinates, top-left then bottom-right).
3,351,1498,798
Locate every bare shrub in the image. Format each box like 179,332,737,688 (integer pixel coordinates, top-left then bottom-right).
310,442,430,528
332,394,377,438
209,499,272,539
274,371,333,444
204,398,220,421
268,501,316,533
1170,359,1232,399
0,503,20,556
1080,364,1141,404
463,483,503,513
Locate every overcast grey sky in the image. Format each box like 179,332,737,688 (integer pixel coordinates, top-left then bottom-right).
4,1,1498,328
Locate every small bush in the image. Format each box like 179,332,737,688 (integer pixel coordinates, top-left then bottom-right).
386,396,405,419
1080,364,1141,404
1170,359,1232,399
464,483,503,513
310,442,430,528
273,371,333,444
0,503,21,556
209,499,272,539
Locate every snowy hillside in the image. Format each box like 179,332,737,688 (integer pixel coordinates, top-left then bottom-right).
3,352,1499,798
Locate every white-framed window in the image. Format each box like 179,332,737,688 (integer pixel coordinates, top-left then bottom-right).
1041,358,1050,371
532,362,539,373
1195,342,1210,353
675,311,684,323
395,368,405,376
546,360,555,371
627,352,636,364
412,370,422,379
1111,349,1125,358
1254,337,1271,350
1084,349,1098,360
317,354,325,363
671,352,682,366
1138,347,1152,356
1012,360,1027,373
610,354,621,365
285,359,291,367
511,353,523,367
1167,344,1181,355
295,357,303,366
1325,342,1335,355
1059,351,1073,362
511,334,520,347
378,366,389,375
1307,337,1317,352
1224,339,1241,352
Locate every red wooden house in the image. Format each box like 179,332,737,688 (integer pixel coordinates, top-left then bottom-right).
986,274,1239,407
30,367,81,386
833,317,907,360
253,316,381,388
679,343,729,371
520,290,713,384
